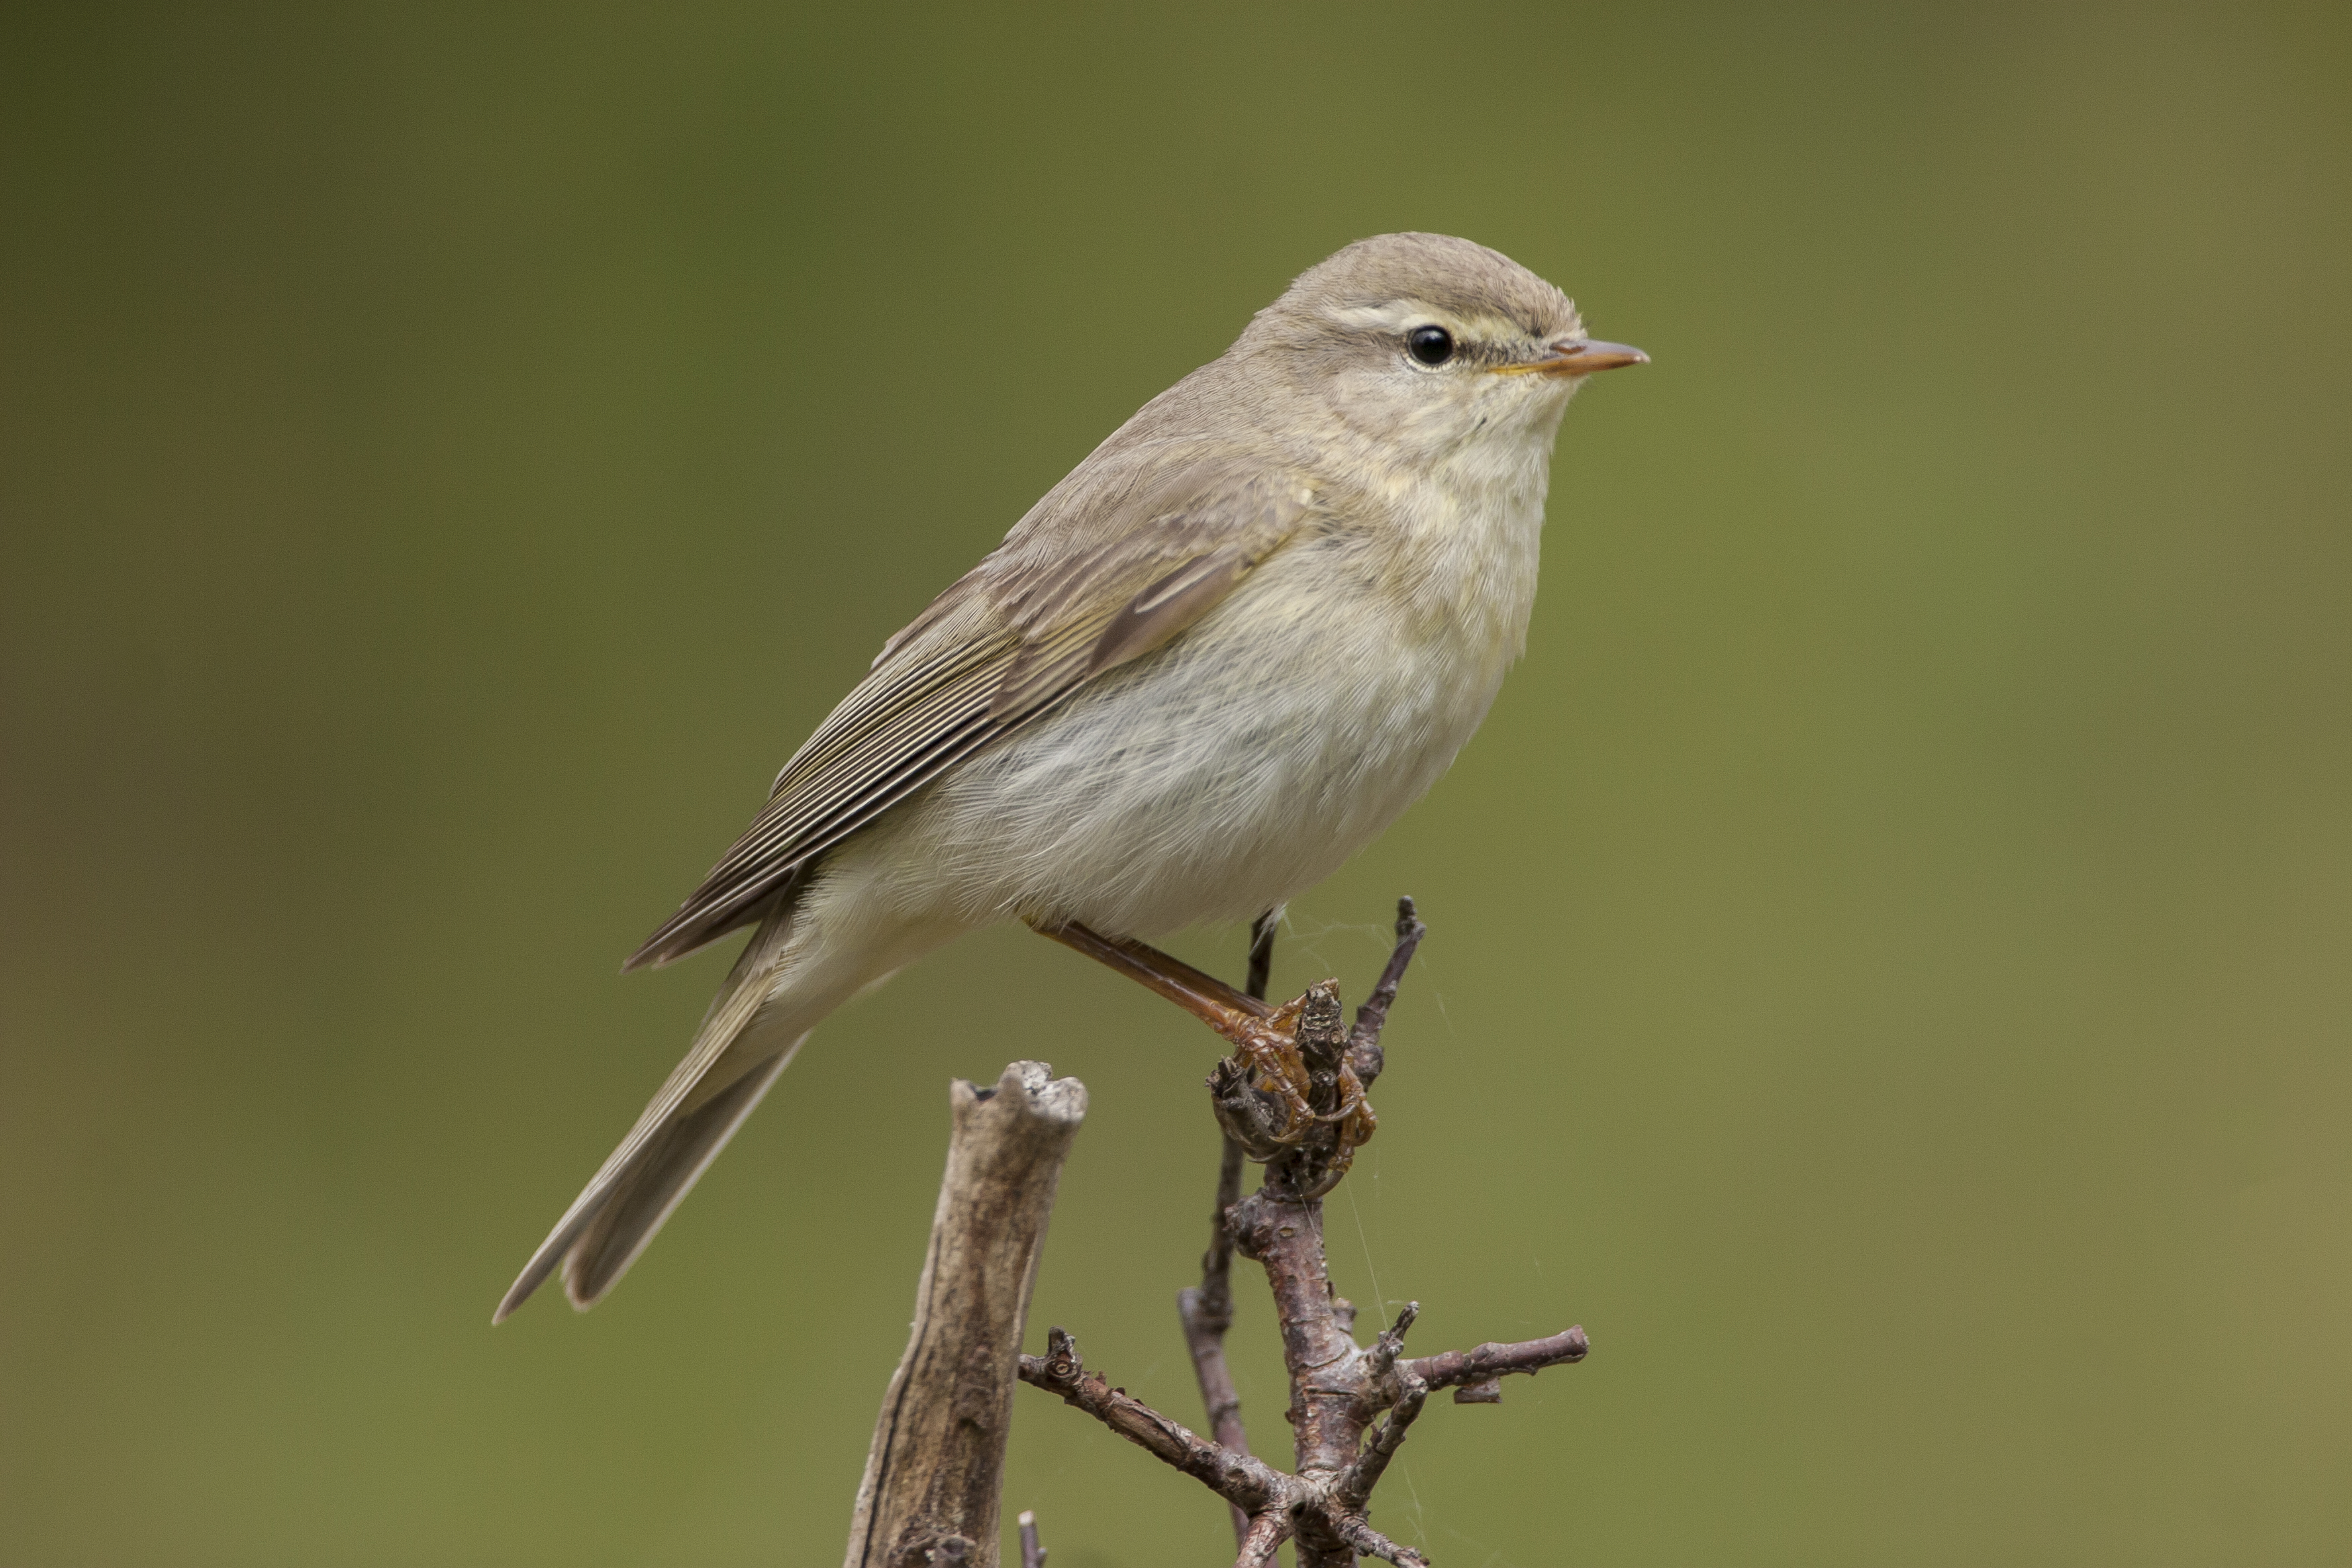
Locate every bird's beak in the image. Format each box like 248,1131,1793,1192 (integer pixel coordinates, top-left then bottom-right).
1496,337,1650,377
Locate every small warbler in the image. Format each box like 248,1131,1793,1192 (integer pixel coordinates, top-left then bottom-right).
497,232,1644,1320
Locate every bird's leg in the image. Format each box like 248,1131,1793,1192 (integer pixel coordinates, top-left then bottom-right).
1026,919,1367,1171
1029,920,1295,1055
1245,908,1278,1003
1031,917,1326,1143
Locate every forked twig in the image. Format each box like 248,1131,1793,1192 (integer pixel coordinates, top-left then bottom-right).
1024,901,1589,1566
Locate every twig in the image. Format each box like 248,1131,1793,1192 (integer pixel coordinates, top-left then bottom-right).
1017,1328,1434,1568
1334,1373,1424,1512
1366,1301,1420,1382
1334,1514,1432,1568
1017,1328,1285,1514
1180,909,1278,1546
1016,1510,1045,1568
1347,896,1426,1088
1401,1326,1590,1395
1021,901,1590,1566
844,1063,1087,1568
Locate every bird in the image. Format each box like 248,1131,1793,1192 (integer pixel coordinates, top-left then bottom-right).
494,232,1645,1322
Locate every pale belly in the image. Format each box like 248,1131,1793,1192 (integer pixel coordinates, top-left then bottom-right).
841,524,1535,937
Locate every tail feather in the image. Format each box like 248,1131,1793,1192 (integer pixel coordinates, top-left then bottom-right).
562,1040,800,1309
494,869,969,1324
494,886,803,1324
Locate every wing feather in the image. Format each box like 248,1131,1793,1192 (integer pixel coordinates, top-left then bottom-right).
623,451,1312,971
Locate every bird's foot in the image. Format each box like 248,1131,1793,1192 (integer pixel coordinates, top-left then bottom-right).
1031,921,1376,1196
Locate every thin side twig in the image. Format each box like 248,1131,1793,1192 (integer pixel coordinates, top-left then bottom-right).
1334,1373,1425,1512
1017,1328,1286,1516
1365,1302,1420,1382
1334,1514,1432,1568
1179,908,1279,1547
1400,1325,1590,1393
1346,896,1426,1087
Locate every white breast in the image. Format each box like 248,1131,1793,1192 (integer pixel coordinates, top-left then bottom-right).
844,431,1557,937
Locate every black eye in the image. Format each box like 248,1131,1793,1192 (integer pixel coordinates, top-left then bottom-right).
1406,325,1455,366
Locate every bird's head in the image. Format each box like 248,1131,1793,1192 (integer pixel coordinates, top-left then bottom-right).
1237,232,1645,462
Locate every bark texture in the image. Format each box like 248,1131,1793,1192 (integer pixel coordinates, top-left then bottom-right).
1019,899,1591,1567
1178,908,1277,1548
844,1061,1087,1568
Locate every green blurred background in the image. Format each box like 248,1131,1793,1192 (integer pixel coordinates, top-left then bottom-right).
5,3,2349,1563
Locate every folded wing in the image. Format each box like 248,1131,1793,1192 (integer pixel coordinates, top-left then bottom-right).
624,450,1312,971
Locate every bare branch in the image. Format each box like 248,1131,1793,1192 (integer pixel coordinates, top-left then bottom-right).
1402,1325,1590,1393
1016,1510,1045,1568
1017,901,1592,1565
1334,1513,1432,1568
844,1063,1087,1568
1177,1265,1251,1545
1226,1187,1366,1477
1195,907,1289,1542
1234,1511,1291,1568
1365,1301,1420,1383
1347,896,1427,1087
1016,1329,1285,1515
1179,908,1279,1548
1335,1373,1426,1512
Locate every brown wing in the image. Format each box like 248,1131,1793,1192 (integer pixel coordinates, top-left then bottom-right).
623,452,1310,971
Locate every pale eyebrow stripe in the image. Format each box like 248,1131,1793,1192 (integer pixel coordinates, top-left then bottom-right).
1330,303,1431,332
1329,303,1528,341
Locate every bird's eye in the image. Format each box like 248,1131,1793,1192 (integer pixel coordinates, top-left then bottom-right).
1406,325,1455,366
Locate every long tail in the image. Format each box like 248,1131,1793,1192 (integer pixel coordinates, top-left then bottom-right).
495,890,809,1322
